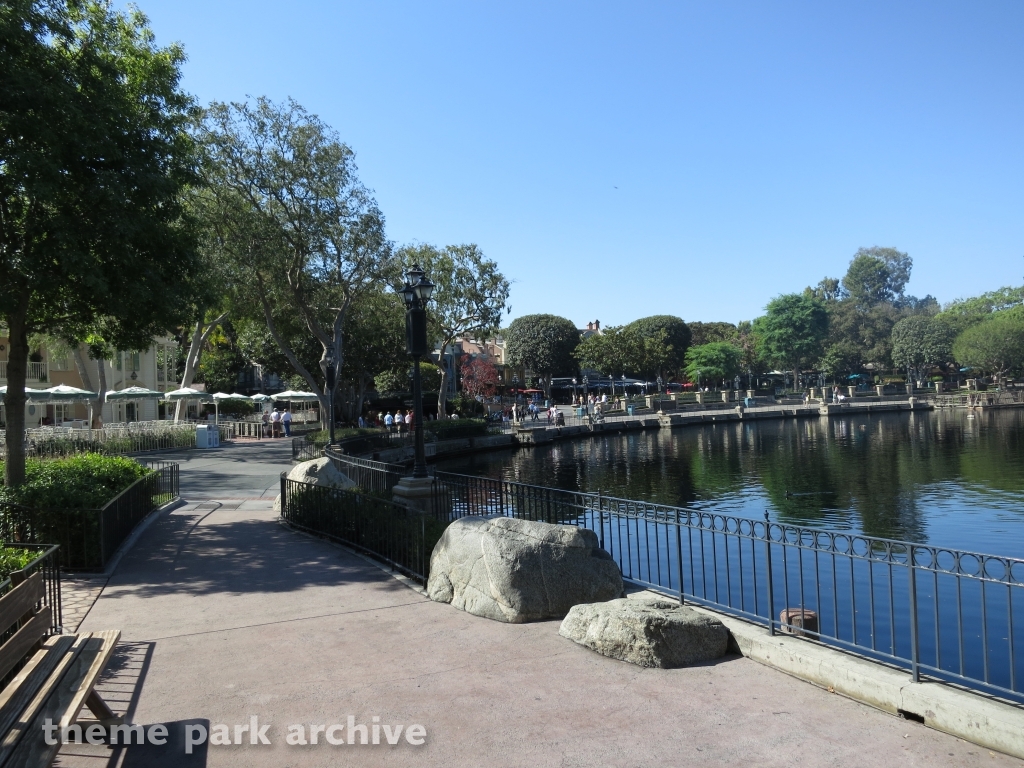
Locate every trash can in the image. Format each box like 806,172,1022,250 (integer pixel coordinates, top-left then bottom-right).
627,405,635,416
743,397,755,408
195,424,211,449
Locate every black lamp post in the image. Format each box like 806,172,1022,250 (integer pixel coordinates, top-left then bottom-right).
399,264,435,479
325,346,337,446
572,377,577,401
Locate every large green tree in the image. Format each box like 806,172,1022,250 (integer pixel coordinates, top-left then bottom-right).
952,312,1024,379
505,314,579,396
841,246,912,307
684,343,741,386
622,315,690,378
396,244,509,419
0,0,208,485
753,293,828,383
890,316,953,381
198,97,397,418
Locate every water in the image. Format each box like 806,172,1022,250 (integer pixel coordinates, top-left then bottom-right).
438,408,1024,559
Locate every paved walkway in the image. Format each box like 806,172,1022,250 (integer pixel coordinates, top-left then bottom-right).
54,442,1020,767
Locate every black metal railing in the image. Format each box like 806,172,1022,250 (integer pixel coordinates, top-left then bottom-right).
292,438,328,462
430,471,1024,704
0,544,62,635
0,461,179,571
278,475,442,582
324,447,406,496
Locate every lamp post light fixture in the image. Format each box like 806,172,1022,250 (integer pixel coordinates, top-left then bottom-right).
399,264,435,479
324,346,337,446
656,375,663,394
572,377,577,401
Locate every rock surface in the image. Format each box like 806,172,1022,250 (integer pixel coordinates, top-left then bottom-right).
559,598,729,668
427,516,623,623
273,457,356,513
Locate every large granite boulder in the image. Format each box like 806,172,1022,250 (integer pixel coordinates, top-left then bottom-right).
427,516,623,623
559,598,729,668
273,457,356,513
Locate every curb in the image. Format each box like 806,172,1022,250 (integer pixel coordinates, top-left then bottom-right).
678,599,1024,760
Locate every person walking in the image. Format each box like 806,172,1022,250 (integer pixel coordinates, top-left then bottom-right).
281,407,292,437
384,411,395,432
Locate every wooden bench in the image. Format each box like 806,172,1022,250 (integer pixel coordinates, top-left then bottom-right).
0,569,120,767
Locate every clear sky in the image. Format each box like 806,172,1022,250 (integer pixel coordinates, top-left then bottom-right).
121,1,1024,327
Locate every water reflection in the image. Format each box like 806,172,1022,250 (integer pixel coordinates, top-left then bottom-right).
438,409,1024,557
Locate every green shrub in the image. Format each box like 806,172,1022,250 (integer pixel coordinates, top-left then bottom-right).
0,547,39,582
0,454,151,509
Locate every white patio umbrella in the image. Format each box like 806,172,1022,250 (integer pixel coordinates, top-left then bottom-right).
163,387,214,423
211,392,252,425
272,390,321,424
106,386,164,423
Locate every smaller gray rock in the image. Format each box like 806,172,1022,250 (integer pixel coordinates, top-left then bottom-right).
559,598,729,668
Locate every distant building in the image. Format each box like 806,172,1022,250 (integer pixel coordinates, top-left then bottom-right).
0,334,179,426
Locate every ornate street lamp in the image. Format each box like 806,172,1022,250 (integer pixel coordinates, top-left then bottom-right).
572,377,577,401
325,346,337,445
656,375,663,394
399,264,435,479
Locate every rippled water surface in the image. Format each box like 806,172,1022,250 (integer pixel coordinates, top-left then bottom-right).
437,408,1024,558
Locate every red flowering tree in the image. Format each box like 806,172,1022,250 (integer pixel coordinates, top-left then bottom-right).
460,355,499,397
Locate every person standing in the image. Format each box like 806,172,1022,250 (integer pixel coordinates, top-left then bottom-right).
261,409,270,439
281,407,292,437
270,408,282,438
384,411,395,432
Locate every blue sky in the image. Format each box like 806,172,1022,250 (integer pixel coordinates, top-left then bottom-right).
125,1,1024,326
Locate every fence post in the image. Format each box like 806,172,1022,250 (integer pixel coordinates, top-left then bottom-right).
279,472,287,517
764,511,775,636
597,489,604,551
676,512,684,606
908,545,920,682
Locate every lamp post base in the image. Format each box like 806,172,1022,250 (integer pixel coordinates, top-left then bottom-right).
392,476,435,515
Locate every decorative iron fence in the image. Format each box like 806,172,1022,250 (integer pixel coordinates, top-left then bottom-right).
430,471,1024,704
278,475,441,582
0,461,179,571
1,424,207,460
324,448,405,496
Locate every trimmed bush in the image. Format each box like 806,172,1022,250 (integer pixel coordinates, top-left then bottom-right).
0,454,151,509
0,546,39,582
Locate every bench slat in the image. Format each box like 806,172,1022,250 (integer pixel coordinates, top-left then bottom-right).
59,630,120,728
2,634,108,768
0,572,45,638
0,609,53,684
0,636,76,747
0,635,86,768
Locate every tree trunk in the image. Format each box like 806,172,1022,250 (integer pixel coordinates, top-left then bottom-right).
95,358,107,426
437,360,450,419
3,302,30,488
174,313,227,421
72,345,105,429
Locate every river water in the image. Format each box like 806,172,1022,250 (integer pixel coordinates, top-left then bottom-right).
437,408,1024,559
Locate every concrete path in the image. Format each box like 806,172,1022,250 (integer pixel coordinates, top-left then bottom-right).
55,442,1020,767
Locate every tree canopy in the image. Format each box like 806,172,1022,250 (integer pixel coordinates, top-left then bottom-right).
622,315,690,377
684,343,741,385
0,0,208,485
198,97,397,415
890,316,953,378
951,312,1024,378
505,314,579,392
753,293,828,375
